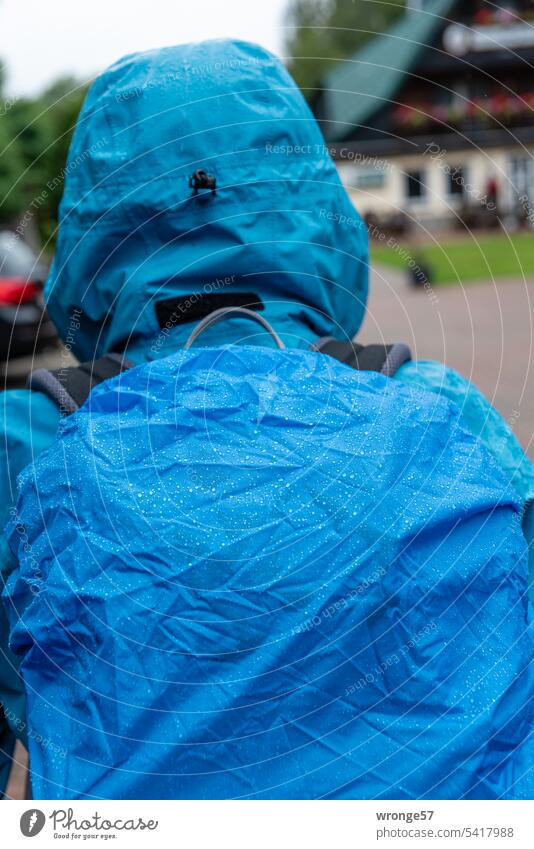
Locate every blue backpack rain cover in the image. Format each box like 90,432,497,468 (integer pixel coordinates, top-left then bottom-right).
5,346,534,800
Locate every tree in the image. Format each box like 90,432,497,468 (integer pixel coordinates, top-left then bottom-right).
285,0,405,97
38,77,89,244
8,97,55,197
0,72,88,244
0,114,25,225
0,63,26,225
41,76,88,176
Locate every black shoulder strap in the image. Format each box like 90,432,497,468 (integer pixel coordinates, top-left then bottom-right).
27,339,409,414
311,337,411,377
27,353,133,415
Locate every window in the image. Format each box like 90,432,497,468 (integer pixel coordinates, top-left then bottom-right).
353,166,387,189
447,166,466,197
405,170,426,201
509,156,534,207
337,164,387,189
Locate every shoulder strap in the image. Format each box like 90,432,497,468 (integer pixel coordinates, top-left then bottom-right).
311,338,411,377
27,353,133,415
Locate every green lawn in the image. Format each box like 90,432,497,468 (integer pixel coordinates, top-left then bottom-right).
371,231,534,285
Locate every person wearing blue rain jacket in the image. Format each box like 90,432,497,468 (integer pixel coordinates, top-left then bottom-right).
0,38,533,796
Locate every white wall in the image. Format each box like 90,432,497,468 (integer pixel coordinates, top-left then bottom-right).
336,146,534,225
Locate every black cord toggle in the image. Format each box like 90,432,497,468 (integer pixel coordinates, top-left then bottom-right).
189,169,217,196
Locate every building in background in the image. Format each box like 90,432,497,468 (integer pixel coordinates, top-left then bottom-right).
314,0,534,231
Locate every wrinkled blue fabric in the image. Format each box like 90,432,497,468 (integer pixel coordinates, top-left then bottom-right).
6,347,534,800
395,361,534,504
0,390,59,794
1,37,370,794
396,361,534,602
1,38,534,799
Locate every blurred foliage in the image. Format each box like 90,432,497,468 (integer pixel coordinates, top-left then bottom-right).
285,0,405,97
0,69,88,247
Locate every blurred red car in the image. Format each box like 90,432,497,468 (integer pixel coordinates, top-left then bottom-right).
0,231,57,362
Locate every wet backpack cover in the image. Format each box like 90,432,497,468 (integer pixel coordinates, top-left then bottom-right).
5,345,533,800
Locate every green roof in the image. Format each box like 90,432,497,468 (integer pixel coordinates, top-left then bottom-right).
321,0,456,142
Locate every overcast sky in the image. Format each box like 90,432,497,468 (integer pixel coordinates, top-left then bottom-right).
1,0,289,96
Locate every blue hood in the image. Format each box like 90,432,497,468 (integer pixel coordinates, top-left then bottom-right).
45,40,368,360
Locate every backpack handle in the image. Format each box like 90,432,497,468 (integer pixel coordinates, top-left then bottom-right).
184,307,285,350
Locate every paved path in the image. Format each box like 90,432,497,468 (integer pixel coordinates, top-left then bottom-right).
358,267,534,459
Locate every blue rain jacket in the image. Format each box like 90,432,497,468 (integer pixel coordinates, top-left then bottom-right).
1,39,533,797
